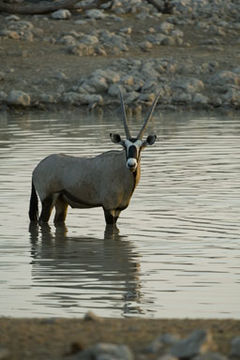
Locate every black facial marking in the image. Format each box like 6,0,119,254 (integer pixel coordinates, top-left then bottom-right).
128,145,137,159
129,137,137,142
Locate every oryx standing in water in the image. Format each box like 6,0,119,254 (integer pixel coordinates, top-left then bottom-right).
29,91,159,226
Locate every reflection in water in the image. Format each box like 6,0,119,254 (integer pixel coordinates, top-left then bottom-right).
29,224,142,316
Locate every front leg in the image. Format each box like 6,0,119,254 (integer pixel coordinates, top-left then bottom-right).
103,209,121,225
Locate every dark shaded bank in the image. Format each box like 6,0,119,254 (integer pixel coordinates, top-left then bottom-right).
0,318,240,360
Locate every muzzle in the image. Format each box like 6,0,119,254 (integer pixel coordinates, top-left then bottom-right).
126,157,137,172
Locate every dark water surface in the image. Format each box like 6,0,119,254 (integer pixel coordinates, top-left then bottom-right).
0,110,240,318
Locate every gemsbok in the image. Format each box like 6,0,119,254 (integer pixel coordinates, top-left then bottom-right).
29,91,159,226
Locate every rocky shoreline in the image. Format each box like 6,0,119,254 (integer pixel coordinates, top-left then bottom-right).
0,0,239,113
0,317,240,360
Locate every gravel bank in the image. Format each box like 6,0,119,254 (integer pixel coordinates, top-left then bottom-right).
0,317,240,360
0,0,239,112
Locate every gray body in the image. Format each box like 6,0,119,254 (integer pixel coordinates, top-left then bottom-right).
31,150,140,224
29,90,159,226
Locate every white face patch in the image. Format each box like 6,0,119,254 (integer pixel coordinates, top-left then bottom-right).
124,139,143,172
124,139,143,150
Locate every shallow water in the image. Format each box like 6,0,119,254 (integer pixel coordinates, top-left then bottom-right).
0,109,240,318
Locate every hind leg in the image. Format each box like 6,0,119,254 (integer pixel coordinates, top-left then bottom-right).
39,195,54,223
54,195,68,224
103,209,121,225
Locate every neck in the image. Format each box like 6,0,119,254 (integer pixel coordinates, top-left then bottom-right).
133,161,141,188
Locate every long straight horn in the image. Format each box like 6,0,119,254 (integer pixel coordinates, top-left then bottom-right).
119,88,131,139
137,94,160,140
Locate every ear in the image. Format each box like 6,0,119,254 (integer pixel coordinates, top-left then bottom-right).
146,134,157,145
142,134,157,147
110,133,122,144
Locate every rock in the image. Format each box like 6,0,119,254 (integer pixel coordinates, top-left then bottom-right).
62,92,103,106
194,353,228,360
74,19,88,25
59,35,77,46
0,72,5,81
79,35,99,45
221,87,240,106
95,46,107,56
172,78,205,93
0,346,10,360
139,93,156,104
139,41,153,51
68,43,95,56
9,20,33,30
122,75,134,87
108,84,121,97
7,90,31,106
39,94,57,104
146,33,167,45
172,91,192,103
124,91,140,104
140,62,160,80
87,76,108,93
51,9,71,20
211,71,240,86
93,69,121,84
0,91,7,102
22,31,34,41
53,71,68,80
145,333,179,353
70,343,134,360
161,36,176,46
6,15,20,21
159,21,174,34
85,9,106,19
170,330,214,359
84,311,102,321
99,30,128,52
120,27,132,34
231,337,240,358
192,93,209,105
0,30,20,40
142,80,158,93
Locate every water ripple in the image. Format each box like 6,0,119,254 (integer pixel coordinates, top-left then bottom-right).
0,111,240,318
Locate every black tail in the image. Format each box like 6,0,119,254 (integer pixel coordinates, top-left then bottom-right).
29,180,39,222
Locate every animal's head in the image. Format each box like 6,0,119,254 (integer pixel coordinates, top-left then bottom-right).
110,90,159,173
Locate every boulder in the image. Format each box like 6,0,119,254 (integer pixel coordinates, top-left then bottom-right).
70,343,134,360
170,330,214,359
211,71,240,86
51,9,71,20
85,9,106,19
7,90,31,106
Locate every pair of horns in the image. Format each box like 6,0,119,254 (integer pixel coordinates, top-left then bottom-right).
119,89,159,140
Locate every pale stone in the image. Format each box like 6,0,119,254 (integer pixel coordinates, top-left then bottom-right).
85,9,106,19
51,9,71,19
7,90,31,106
192,93,209,105
170,330,214,359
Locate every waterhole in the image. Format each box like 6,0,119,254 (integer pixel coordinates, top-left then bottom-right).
0,110,239,318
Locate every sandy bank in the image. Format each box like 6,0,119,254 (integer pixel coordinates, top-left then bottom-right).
0,318,240,360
